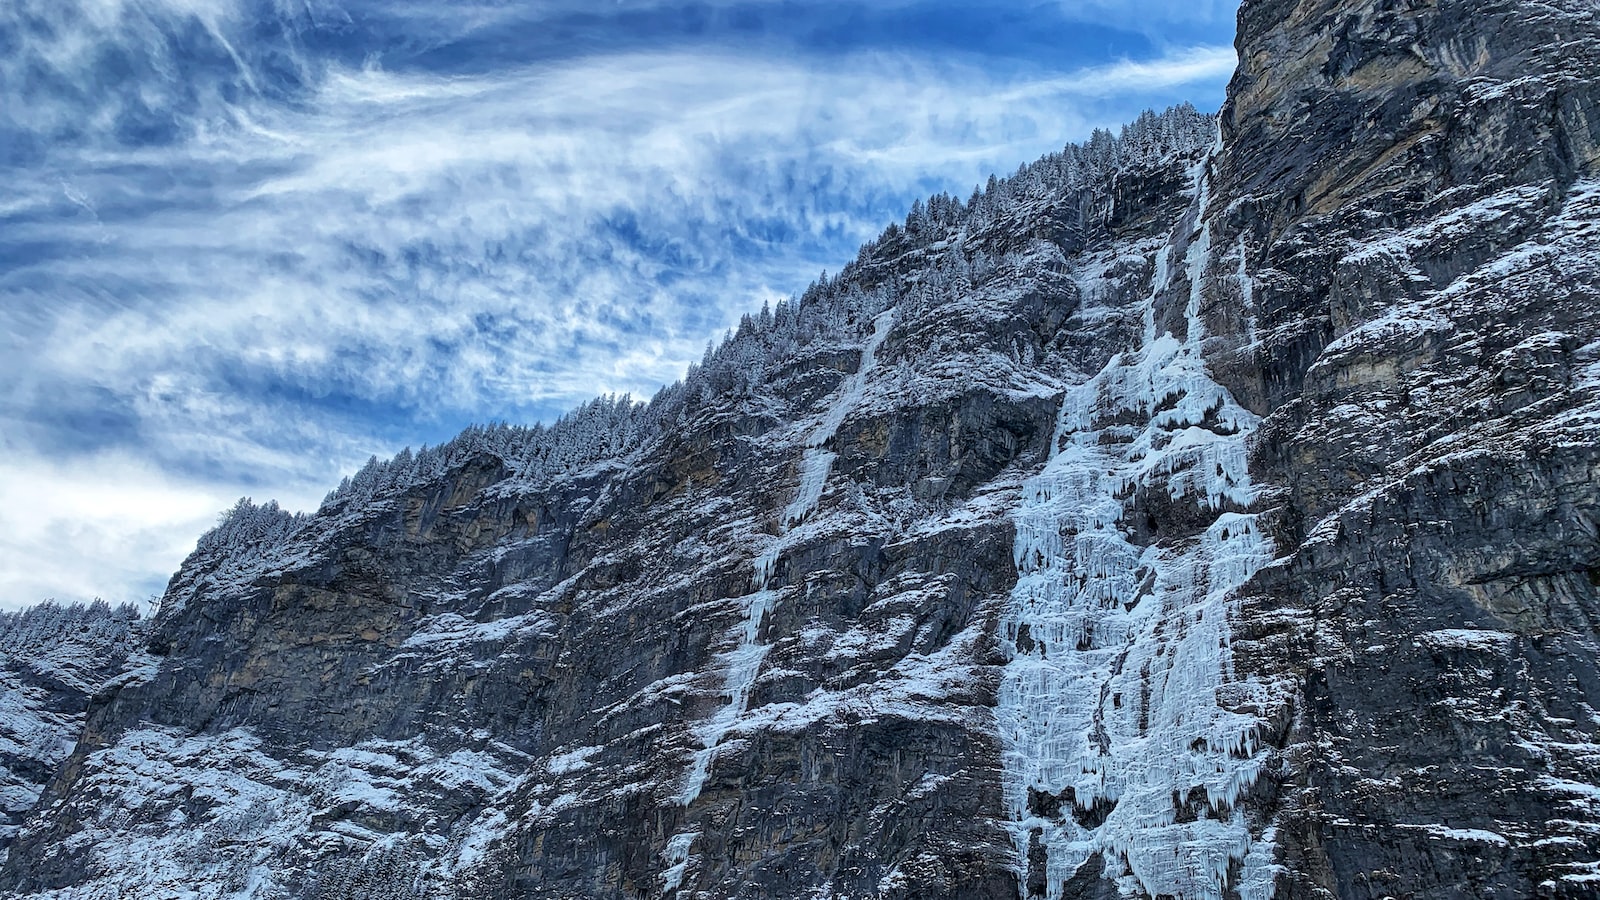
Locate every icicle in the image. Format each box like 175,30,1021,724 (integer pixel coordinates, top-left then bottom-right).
661,832,699,892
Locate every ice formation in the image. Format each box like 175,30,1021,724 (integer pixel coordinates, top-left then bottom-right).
997,164,1277,900
664,310,896,889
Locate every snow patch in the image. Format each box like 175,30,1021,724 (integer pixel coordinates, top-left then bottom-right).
1394,823,1510,846
546,745,603,776
1420,629,1515,652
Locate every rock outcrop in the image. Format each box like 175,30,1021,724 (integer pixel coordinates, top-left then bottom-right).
2,0,1597,898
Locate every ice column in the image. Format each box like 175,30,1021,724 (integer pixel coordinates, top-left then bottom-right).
998,166,1277,900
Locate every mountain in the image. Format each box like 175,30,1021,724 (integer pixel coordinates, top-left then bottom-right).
0,601,145,863
3,0,1599,897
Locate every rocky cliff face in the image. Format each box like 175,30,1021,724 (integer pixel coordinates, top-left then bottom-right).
3,0,1598,898
1211,0,1600,896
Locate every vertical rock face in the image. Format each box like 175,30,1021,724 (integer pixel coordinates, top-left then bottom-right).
1205,0,1600,897
1,1,1598,898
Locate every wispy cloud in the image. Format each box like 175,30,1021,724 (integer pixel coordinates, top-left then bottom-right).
0,0,1240,608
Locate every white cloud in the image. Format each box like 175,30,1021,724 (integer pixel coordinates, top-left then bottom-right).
0,450,325,610
19,41,1240,411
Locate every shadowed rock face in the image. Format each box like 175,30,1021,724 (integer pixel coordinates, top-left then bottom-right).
3,1,1599,899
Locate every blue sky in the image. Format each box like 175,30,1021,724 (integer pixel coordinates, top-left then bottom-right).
0,0,1241,610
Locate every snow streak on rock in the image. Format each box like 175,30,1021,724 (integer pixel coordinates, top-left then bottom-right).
665,310,896,888
998,166,1277,900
